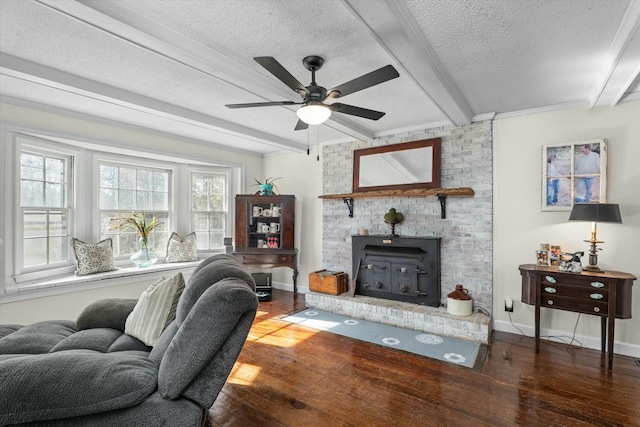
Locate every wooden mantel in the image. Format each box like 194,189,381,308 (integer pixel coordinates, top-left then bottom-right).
318,187,474,219
318,187,474,199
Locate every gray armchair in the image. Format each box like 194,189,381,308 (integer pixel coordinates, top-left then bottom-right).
0,254,258,427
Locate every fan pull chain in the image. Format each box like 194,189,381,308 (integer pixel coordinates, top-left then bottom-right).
307,126,310,155
316,125,320,161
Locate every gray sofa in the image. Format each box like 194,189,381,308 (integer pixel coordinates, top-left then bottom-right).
0,254,258,427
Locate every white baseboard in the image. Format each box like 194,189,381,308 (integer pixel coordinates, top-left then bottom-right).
271,281,308,294
493,319,640,358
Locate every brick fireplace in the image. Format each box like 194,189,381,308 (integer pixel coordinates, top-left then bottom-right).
312,120,494,343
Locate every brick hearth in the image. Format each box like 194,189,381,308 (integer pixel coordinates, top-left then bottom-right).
305,291,491,344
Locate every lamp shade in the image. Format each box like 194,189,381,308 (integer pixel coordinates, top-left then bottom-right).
568,203,622,223
297,103,331,125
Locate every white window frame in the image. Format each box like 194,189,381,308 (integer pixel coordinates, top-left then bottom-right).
189,167,231,252
1,126,238,298
96,156,174,259
13,134,80,283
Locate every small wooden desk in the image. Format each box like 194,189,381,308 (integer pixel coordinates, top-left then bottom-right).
519,264,635,370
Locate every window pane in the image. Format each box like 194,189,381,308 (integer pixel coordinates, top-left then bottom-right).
23,237,47,268
209,231,223,248
48,236,68,264
21,153,43,177
208,194,223,211
99,188,117,209
24,212,47,238
137,169,152,191
119,190,135,210
209,176,225,193
21,181,43,207
154,172,168,192
45,183,63,208
193,213,209,231
136,191,151,210
119,167,136,189
49,212,67,236
100,165,118,188
196,231,208,249
153,192,168,210
209,213,224,230
193,192,208,211
45,158,64,183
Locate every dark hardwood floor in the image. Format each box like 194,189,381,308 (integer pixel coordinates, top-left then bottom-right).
208,289,640,427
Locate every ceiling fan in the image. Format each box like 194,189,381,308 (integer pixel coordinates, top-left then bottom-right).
225,56,400,130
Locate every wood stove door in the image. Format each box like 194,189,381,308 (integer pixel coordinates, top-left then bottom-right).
392,261,419,296
360,259,391,293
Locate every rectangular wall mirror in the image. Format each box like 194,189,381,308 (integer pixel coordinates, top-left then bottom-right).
353,138,441,192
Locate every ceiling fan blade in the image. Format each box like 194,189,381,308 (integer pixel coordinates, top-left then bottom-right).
225,101,301,108
294,119,308,131
329,103,386,120
328,65,399,98
254,56,308,95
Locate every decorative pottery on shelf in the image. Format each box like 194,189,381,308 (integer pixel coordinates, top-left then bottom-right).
130,237,158,268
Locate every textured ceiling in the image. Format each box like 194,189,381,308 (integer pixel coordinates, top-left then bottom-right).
1,0,638,155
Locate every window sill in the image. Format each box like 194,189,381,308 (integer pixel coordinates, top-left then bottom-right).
1,260,202,303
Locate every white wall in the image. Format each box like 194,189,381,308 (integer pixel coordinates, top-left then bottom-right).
0,101,263,323
261,150,323,292
493,100,640,355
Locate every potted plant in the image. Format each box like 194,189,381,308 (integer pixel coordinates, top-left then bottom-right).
112,212,163,267
252,177,281,196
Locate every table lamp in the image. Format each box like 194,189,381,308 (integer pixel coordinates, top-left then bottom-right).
568,203,622,271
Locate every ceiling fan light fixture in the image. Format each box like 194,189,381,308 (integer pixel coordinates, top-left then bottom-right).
297,103,331,125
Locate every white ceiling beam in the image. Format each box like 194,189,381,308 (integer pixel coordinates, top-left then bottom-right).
36,0,375,142
1,53,306,152
589,0,640,107
341,0,473,126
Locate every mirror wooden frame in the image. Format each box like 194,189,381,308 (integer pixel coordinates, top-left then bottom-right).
352,138,441,193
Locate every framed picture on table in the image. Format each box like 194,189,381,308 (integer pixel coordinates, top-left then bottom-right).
542,139,607,211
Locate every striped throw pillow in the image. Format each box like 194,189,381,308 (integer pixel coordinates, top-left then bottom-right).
125,273,186,346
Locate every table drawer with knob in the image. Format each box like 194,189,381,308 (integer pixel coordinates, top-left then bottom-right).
541,294,609,316
540,283,609,302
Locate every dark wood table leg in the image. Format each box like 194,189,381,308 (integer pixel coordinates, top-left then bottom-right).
535,276,541,353
600,316,606,353
292,267,298,295
607,279,616,371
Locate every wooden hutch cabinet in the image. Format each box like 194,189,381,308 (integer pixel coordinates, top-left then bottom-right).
233,194,298,295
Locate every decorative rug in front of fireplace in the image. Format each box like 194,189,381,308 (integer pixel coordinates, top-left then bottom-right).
282,309,480,368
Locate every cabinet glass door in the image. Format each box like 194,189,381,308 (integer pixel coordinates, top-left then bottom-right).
250,201,283,249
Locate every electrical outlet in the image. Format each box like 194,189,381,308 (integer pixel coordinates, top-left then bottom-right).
504,297,514,312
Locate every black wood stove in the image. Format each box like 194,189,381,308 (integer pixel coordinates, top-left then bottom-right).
352,235,441,307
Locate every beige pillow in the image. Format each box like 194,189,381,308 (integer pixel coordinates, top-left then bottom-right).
125,273,186,346
165,232,198,263
72,238,116,276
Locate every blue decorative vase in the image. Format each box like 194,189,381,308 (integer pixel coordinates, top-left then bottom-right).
130,237,158,267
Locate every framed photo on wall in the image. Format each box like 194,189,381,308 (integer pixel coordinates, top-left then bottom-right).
542,139,607,211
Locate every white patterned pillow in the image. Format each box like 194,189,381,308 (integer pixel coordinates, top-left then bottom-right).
164,232,198,263
125,273,185,346
72,238,117,276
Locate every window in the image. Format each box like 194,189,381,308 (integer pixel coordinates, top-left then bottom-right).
20,149,73,270
191,171,228,251
98,162,171,257
4,128,237,294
